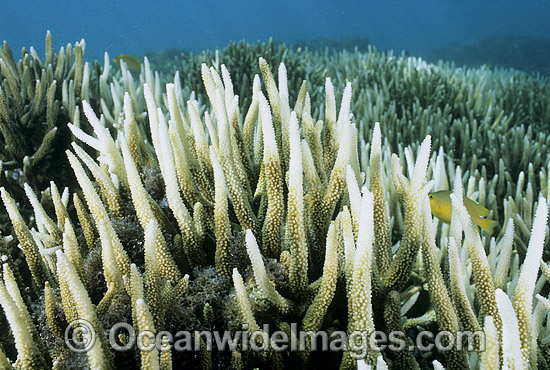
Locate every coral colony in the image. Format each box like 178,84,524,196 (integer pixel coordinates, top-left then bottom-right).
0,32,549,369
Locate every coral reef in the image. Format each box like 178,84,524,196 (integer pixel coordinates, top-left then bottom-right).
0,35,549,370
0,31,92,191
0,32,112,237
292,36,372,53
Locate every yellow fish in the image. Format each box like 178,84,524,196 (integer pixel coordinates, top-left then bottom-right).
113,54,141,73
429,190,497,234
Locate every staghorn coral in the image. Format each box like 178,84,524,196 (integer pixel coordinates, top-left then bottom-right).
0,37,548,370
0,32,134,243
0,31,90,193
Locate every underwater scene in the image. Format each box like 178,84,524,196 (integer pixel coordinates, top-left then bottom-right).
1,1,550,369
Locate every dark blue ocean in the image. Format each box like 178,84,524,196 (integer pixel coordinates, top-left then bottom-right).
2,0,550,73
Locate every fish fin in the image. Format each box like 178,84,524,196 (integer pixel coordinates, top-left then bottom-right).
470,201,490,217
477,218,497,235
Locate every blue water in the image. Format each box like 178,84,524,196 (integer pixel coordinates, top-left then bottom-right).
2,0,550,64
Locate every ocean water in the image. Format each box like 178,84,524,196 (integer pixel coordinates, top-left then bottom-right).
2,0,549,73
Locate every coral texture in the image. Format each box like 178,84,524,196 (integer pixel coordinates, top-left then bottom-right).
0,34,549,370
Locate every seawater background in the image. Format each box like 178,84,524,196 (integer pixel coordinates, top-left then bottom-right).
2,0,550,72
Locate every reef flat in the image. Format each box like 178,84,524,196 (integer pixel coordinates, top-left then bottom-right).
0,32,549,369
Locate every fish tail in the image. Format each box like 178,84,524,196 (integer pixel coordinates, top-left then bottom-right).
478,218,498,235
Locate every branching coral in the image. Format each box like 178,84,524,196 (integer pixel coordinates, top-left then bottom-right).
0,32,89,192
0,37,548,370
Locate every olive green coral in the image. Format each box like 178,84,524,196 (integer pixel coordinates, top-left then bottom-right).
0,31,100,195
0,37,549,370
